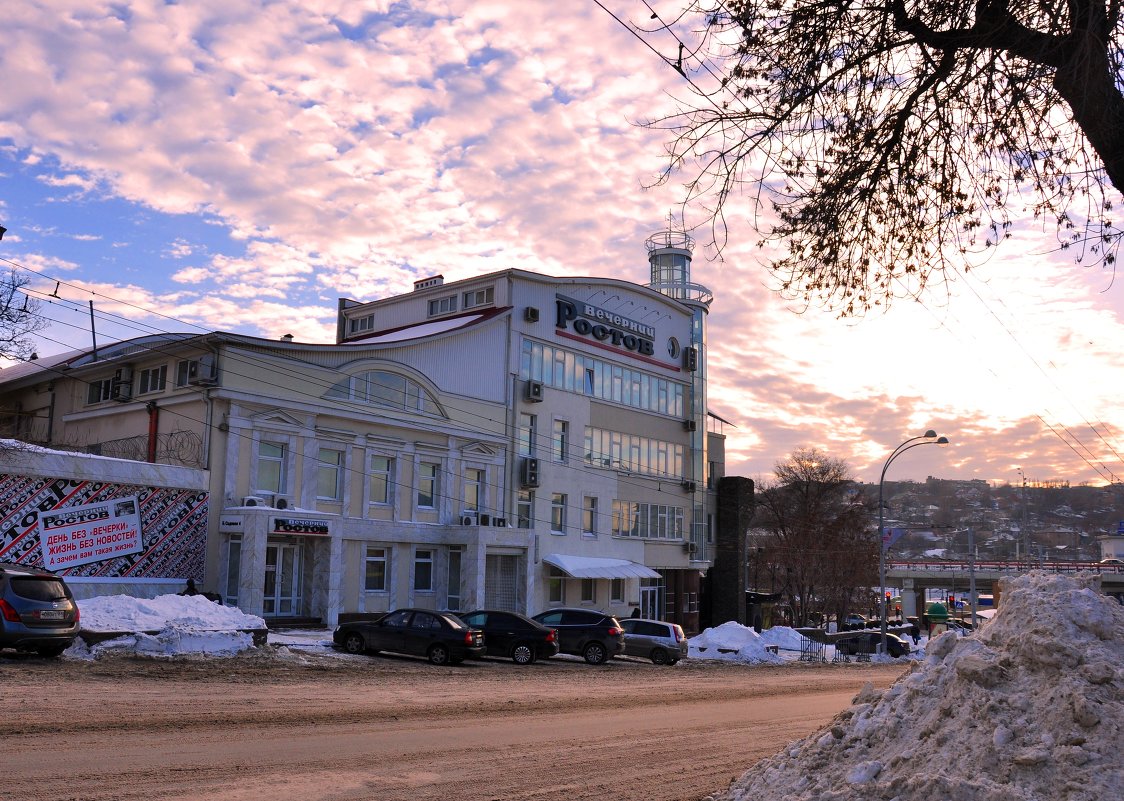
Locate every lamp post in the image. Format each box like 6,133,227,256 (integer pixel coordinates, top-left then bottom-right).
879,430,950,654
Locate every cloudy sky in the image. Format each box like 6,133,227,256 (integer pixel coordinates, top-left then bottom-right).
2,1,1122,488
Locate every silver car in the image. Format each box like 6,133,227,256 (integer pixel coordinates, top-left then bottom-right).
619,617,688,665
0,562,80,657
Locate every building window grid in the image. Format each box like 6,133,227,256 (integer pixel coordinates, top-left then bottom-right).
516,490,534,529
364,547,388,592
413,548,434,592
427,295,457,316
582,496,598,536
610,578,624,603
583,427,685,479
316,448,344,500
417,462,439,509
464,467,484,512
326,370,438,416
138,366,167,394
518,413,537,457
611,500,685,539
86,378,113,404
519,338,685,417
552,419,569,462
550,493,567,534
581,578,596,603
256,442,287,495
368,455,393,506
462,287,494,308
349,314,374,333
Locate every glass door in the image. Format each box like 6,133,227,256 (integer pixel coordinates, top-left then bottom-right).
264,543,302,616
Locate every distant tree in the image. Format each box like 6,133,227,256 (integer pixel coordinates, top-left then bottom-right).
643,1,1124,316
754,448,876,625
0,270,46,361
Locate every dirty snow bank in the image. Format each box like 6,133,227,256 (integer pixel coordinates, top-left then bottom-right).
708,572,1123,801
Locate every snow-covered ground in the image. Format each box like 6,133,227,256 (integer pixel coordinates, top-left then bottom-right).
62,592,924,664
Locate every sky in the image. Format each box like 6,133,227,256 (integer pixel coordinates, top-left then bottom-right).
2,1,1123,488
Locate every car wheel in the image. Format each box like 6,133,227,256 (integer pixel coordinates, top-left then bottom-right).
342,632,366,654
650,648,670,665
36,644,68,658
583,641,608,665
511,642,535,665
428,643,450,665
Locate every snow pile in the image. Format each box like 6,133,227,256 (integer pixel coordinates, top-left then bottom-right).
708,572,1124,801
689,621,785,663
65,593,266,660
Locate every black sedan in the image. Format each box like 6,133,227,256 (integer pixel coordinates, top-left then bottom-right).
333,608,485,665
456,610,560,664
835,631,911,658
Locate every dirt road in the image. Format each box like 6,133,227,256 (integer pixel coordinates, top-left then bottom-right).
1,648,907,801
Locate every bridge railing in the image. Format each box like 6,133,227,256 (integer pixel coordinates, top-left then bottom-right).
889,560,1124,574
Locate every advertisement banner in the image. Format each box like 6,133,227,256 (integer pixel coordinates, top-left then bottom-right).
38,496,143,570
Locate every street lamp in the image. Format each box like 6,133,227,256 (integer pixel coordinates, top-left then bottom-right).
878,429,950,654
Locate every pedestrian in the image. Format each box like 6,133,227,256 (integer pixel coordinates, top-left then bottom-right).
909,622,921,645
630,607,642,618
179,578,200,596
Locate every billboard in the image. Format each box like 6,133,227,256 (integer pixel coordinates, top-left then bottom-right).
38,496,142,570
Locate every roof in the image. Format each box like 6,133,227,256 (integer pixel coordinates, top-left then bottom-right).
542,553,662,579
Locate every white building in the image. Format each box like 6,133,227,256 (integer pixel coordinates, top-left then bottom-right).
0,229,725,630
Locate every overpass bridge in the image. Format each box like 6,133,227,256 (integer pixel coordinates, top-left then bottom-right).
884,560,1124,617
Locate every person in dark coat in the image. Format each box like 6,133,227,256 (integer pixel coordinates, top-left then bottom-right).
179,578,200,596
630,607,642,618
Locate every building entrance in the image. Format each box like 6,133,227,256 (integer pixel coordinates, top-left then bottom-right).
263,542,302,616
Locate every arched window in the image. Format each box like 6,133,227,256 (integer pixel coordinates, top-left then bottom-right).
325,370,439,415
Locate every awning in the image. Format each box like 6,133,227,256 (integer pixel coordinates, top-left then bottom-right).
542,553,662,579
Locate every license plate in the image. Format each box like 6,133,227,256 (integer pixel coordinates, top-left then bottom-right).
38,610,65,620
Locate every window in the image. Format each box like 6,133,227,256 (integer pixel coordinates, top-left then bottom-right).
611,501,685,539
462,287,494,309
447,549,462,611
581,578,596,603
582,496,598,536
86,378,113,404
417,462,439,508
551,493,567,534
138,366,167,394
324,370,439,415
175,359,201,387
464,468,484,512
518,413,537,457
552,419,569,462
364,547,388,592
548,567,565,604
369,455,393,506
256,442,286,495
610,578,624,603
427,295,457,316
516,490,534,529
316,448,344,500
414,549,434,591
349,314,374,333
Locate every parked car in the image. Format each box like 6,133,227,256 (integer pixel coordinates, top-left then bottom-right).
619,617,687,665
841,614,870,631
835,631,911,658
0,562,80,658
333,608,485,665
456,610,560,664
531,608,625,665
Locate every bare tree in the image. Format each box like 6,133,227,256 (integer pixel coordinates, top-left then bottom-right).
0,270,46,361
643,2,1124,315
754,448,876,625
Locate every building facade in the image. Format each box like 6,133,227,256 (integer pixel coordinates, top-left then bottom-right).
0,231,724,629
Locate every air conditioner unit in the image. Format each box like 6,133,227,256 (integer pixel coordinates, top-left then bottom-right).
110,381,133,402
187,354,218,386
273,495,294,510
492,517,507,527
520,457,540,488
682,541,697,555
478,513,492,526
524,306,540,322
524,380,544,403
242,496,266,507
460,514,477,526
682,481,697,493
114,365,134,382
683,419,697,432
683,347,698,372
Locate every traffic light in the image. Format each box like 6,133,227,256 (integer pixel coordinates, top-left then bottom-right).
885,591,892,602
948,594,955,606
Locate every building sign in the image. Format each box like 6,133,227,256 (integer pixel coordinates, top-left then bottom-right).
271,517,330,536
38,496,143,571
555,294,656,356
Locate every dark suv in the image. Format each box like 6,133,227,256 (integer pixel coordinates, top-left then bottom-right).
0,562,80,657
531,608,625,665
